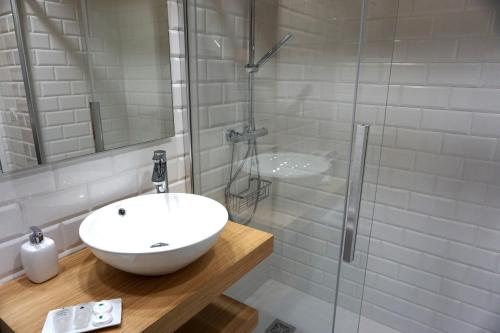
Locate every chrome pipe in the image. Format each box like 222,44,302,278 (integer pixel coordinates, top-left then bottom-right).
248,0,256,66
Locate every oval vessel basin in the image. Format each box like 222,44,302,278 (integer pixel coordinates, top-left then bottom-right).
79,193,228,275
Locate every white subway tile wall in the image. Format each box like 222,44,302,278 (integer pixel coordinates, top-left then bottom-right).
191,0,500,332
23,0,96,162
192,0,371,323
2,1,500,332
10,0,177,163
0,0,189,280
0,3,38,171
366,1,500,332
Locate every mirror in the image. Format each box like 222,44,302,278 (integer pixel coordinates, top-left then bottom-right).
0,0,175,174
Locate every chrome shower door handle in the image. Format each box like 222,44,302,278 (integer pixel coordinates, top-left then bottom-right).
342,124,370,263
89,101,104,152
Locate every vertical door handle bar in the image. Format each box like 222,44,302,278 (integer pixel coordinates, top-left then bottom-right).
89,102,104,152
342,124,369,263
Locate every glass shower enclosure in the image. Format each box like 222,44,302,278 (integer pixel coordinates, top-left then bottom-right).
187,0,398,332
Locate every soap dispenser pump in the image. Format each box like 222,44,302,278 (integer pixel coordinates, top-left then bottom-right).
20,226,59,283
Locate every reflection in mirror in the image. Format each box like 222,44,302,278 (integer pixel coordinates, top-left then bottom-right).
83,0,175,151
0,0,175,174
0,1,39,173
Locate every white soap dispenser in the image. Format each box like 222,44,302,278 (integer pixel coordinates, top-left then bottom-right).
20,226,59,283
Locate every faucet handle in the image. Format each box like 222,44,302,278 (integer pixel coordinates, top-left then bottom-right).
152,150,166,162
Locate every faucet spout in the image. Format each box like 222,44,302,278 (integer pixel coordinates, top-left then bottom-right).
152,150,169,193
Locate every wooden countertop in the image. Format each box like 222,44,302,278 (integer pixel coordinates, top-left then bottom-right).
0,222,273,332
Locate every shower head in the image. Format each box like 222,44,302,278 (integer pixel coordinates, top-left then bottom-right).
256,33,292,67
246,33,293,73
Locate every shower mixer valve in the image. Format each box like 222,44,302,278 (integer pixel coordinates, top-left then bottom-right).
226,127,268,143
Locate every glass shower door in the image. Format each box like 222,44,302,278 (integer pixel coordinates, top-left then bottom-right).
186,0,398,332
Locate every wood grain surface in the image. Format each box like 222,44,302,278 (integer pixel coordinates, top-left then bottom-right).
0,222,273,332
176,294,258,333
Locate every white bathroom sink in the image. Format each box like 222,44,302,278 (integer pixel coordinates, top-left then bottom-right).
79,193,228,275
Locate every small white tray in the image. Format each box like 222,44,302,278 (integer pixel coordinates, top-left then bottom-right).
41,298,122,333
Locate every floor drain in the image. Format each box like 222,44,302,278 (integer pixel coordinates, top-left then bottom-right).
265,319,296,333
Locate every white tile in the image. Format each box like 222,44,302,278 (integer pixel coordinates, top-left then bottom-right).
459,303,500,332
413,0,465,12
54,157,114,189
88,170,138,209
35,50,66,65
54,67,84,81
206,60,235,81
463,159,500,186
405,40,458,62
471,113,500,137
380,147,415,169
385,106,421,129
396,18,433,39
415,288,461,317
428,64,481,86
481,63,500,87
0,235,25,278
396,128,442,153
447,241,498,270
415,152,462,177
389,64,427,84
409,192,456,219
19,185,89,227
2,170,56,201
0,203,23,241
45,2,74,19
434,177,486,204
43,223,64,252
421,109,472,134
378,168,435,193
403,229,449,256
61,214,86,250
434,10,491,37
456,201,500,230
45,111,74,126
441,278,490,309
451,88,500,112
401,86,450,108
442,134,495,160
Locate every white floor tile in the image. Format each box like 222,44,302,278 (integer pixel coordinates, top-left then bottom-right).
245,279,400,333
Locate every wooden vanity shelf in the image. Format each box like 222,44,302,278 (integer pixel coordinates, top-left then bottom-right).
177,294,257,333
0,222,273,332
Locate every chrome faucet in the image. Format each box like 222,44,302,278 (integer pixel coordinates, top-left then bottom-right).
152,150,168,193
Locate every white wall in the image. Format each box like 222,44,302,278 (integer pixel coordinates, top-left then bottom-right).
0,0,189,282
